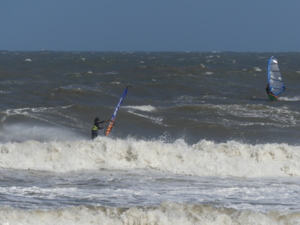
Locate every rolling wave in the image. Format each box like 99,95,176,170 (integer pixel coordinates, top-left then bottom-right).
0,137,299,177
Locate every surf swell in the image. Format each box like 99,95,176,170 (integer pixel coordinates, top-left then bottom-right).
0,137,299,177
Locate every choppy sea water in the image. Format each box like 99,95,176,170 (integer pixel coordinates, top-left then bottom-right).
1,51,300,224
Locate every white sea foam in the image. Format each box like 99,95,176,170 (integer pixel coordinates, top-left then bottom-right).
130,111,163,124
0,202,298,225
1,106,75,127
253,67,262,71
203,71,213,75
125,105,161,124
125,105,156,112
280,96,300,101
55,84,101,92
210,104,299,127
0,124,82,142
0,138,299,177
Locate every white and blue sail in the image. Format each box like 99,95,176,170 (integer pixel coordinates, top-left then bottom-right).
104,86,130,137
267,56,285,96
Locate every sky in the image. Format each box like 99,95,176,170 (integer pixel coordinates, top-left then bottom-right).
1,0,300,52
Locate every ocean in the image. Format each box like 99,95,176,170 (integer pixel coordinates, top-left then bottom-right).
0,51,300,224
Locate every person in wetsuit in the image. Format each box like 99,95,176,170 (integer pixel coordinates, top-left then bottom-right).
91,117,108,140
265,84,273,95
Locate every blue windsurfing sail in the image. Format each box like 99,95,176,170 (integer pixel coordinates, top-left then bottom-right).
267,56,285,96
104,86,130,137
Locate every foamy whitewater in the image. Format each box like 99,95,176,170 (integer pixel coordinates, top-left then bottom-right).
1,51,300,224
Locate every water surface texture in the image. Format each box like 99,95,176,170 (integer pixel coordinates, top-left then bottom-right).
0,51,300,224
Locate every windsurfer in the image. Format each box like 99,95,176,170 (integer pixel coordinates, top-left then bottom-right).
91,117,109,140
266,56,285,100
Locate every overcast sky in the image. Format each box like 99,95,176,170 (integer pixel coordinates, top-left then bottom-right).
1,0,300,52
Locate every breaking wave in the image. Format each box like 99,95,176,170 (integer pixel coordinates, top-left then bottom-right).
0,137,299,177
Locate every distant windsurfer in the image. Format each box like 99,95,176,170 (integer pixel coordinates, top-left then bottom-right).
266,56,285,100
91,117,109,140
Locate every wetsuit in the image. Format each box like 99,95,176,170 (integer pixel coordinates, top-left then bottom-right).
91,119,106,140
266,85,270,94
